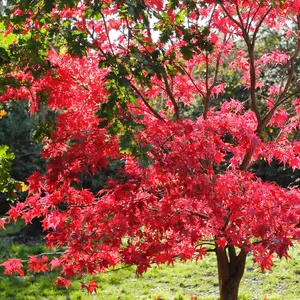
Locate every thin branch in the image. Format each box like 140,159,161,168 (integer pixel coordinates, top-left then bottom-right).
257,87,300,134
247,5,261,34
84,24,108,59
130,83,165,122
276,16,300,101
252,6,273,45
257,17,300,134
244,38,261,123
220,3,243,30
36,251,65,257
69,74,89,91
207,4,217,29
129,104,164,118
177,65,205,98
99,9,115,56
203,54,210,120
206,248,217,253
124,15,131,57
204,50,222,119
246,1,256,33
148,207,210,220
212,53,222,88
221,2,261,124
205,54,209,94
160,134,175,148
222,2,271,125
19,251,65,262
234,1,245,30
186,210,210,220
161,68,180,120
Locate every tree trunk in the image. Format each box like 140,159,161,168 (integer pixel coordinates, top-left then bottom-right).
216,245,247,300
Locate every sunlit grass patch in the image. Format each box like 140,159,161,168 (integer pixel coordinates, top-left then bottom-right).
1,251,300,299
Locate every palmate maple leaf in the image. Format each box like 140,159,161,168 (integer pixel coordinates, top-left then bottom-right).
27,171,43,195
289,157,300,171
81,280,99,294
253,245,275,272
7,202,25,223
28,255,48,273
50,257,61,270
0,259,24,276
54,277,71,289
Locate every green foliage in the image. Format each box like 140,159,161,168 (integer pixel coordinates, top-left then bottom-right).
0,101,45,182
0,144,16,200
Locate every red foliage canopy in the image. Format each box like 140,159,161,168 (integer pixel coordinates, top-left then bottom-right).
0,0,300,295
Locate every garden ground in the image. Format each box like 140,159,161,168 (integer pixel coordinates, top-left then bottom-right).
1,220,300,300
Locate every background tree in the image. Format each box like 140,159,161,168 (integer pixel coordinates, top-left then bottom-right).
0,1,300,300
0,101,45,182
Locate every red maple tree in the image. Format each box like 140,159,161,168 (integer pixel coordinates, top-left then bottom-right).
0,1,300,299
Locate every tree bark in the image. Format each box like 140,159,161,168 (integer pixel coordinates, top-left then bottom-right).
216,245,247,300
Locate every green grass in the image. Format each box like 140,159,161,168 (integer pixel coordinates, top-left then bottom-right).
0,248,300,299
1,221,300,299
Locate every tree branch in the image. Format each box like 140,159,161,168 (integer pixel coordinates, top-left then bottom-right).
234,2,245,31
220,3,243,30
161,68,180,120
227,244,237,268
186,209,210,220
130,83,165,122
99,9,115,56
246,1,257,33
221,1,261,123
257,17,300,134
252,6,272,45
203,51,222,119
177,65,205,98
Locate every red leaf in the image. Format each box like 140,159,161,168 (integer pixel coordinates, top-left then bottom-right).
0,258,24,276
7,202,24,223
54,277,71,289
28,255,48,273
0,218,6,230
216,238,227,249
154,253,174,265
210,33,219,43
81,280,99,294
50,257,61,270
27,171,43,195
289,157,300,171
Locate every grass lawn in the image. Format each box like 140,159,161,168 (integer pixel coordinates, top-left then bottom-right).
1,220,300,299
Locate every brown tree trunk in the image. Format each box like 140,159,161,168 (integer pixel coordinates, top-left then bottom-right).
216,245,247,300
